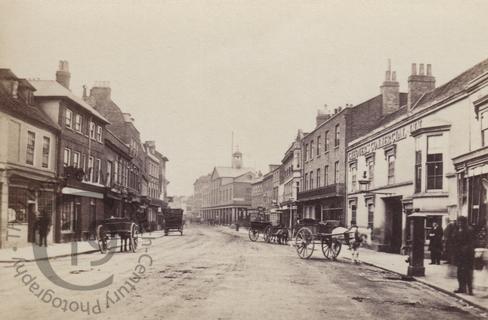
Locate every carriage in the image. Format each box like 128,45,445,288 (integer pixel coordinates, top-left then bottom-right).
248,209,289,244
163,208,184,236
96,217,139,254
294,219,357,259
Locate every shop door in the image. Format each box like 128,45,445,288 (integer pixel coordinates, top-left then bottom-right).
385,198,403,253
27,202,36,243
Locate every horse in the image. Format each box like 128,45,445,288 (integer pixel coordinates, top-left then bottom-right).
329,226,370,263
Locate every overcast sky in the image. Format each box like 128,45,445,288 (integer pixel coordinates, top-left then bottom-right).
1,0,488,196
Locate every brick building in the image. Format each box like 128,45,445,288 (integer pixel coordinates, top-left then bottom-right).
298,64,408,225
30,61,110,242
86,83,147,224
193,174,210,221
0,69,60,248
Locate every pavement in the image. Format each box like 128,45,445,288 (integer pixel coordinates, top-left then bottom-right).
0,230,166,263
355,247,488,311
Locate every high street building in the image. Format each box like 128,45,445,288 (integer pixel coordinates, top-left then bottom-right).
30,62,110,243
0,69,60,248
298,64,407,225
86,83,147,225
193,174,210,221
278,130,305,228
201,151,258,224
347,59,488,253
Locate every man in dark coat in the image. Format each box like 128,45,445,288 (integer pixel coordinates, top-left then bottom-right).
38,212,51,247
428,222,443,265
443,220,457,264
453,216,475,295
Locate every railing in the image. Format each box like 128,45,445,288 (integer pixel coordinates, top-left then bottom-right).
297,183,345,200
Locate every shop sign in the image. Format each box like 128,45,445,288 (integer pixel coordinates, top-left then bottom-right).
348,119,422,161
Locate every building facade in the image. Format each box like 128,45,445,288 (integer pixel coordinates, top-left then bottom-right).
0,69,60,248
201,151,257,224
31,62,110,243
298,68,408,225
347,60,488,253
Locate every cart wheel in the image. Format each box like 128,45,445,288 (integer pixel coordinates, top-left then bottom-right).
130,224,139,253
295,227,314,259
96,225,107,254
322,237,341,260
264,226,272,243
248,228,259,242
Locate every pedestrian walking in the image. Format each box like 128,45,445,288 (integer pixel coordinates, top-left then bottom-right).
38,211,51,247
348,221,363,264
453,216,475,295
428,222,443,265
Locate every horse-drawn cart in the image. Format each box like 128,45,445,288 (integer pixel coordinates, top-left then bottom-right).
248,221,289,244
96,217,139,254
248,221,270,241
295,219,356,260
163,208,184,236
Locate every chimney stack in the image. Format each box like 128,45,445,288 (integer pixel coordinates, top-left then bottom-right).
408,62,435,111
380,59,400,115
315,104,331,127
56,60,70,90
89,81,112,102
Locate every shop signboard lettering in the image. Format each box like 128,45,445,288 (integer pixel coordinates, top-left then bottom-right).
348,120,422,161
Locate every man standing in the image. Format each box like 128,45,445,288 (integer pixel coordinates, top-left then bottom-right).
453,216,475,295
38,211,51,247
428,222,443,265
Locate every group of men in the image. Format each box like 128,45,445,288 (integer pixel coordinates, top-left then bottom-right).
428,216,477,295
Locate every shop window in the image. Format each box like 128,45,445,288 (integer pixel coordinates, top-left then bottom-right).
41,137,50,168
8,187,27,223
61,199,74,232
426,135,443,190
26,131,35,165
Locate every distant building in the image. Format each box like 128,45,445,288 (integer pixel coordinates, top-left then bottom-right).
193,174,211,220
0,69,60,248
201,151,258,224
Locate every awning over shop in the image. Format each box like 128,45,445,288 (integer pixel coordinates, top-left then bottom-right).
409,211,447,217
467,164,488,177
62,187,103,199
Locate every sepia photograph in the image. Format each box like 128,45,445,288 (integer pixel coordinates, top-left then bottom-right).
0,0,487,319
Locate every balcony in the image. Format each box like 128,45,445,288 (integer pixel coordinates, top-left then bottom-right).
297,183,345,201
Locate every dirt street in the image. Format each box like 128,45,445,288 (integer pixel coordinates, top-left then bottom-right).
0,225,486,320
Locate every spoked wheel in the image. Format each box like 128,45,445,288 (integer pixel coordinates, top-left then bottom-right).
295,227,314,259
96,225,108,254
130,223,139,253
321,237,342,260
248,228,259,241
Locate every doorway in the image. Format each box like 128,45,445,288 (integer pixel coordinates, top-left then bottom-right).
384,197,403,253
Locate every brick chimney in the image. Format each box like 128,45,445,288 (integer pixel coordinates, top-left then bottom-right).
316,104,331,127
55,60,70,90
380,59,400,115
89,81,111,102
408,63,435,111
